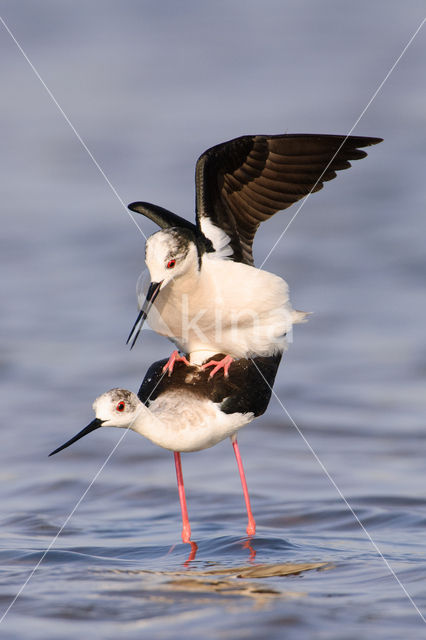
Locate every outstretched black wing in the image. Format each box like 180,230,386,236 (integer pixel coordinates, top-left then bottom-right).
195,133,382,265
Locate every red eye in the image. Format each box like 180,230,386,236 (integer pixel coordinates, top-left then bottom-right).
167,259,176,269
116,401,125,412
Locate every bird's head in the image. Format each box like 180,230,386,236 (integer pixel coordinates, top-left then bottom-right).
48,389,141,456
92,389,141,427
145,227,200,290
126,227,201,349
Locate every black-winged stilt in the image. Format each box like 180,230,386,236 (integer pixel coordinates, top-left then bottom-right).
126,133,382,377
49,353,281,544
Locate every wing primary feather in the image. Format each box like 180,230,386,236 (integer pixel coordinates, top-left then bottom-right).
195,133,382,264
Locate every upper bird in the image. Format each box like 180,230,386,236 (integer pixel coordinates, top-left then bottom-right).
127,133,382,376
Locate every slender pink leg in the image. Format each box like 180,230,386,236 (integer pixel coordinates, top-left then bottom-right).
174,452,193,543
201,354,234,378
163,350,191,376
232,437,256,536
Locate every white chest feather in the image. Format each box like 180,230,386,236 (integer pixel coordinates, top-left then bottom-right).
140,259,306,359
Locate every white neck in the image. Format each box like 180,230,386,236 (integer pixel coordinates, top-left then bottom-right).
127,401,169,448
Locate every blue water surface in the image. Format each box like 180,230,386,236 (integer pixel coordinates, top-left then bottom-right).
1,2,426,639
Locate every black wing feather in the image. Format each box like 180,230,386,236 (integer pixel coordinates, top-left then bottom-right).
195,133,382,264
128,201,198,233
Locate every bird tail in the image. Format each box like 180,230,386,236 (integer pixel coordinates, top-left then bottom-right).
292,309,311,324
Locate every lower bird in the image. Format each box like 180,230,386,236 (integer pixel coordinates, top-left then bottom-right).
49,353,281,544
126,133,382,377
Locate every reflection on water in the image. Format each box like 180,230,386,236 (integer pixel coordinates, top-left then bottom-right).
110,560,330,599
1,2,426,639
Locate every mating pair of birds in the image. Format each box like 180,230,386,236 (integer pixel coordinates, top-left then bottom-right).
50,132,381,543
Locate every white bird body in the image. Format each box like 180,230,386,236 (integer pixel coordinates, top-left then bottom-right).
138,240,306,365
93,388,253,453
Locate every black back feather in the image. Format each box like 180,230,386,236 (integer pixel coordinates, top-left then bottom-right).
137,353,282,418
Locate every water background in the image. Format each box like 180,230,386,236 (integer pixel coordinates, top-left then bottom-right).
1,2,426,638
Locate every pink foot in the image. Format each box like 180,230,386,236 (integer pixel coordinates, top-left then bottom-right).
201,354,234,378
163,350,190,376
246,518,256,537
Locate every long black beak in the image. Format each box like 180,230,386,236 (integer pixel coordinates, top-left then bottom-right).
126,281,162,349
49,418,104,456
